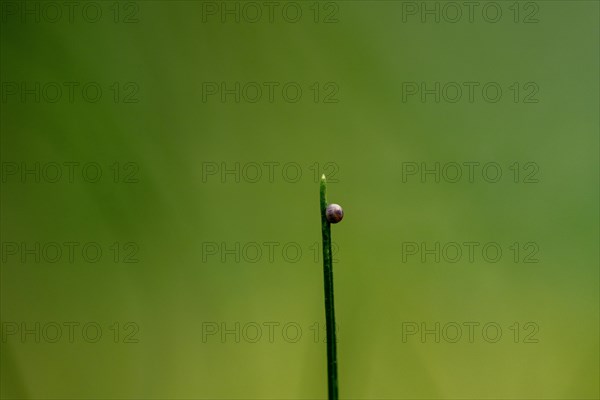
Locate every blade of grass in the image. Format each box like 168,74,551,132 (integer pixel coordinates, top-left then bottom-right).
320,174,338,400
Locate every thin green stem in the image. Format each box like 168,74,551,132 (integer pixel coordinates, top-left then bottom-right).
320,174,338,400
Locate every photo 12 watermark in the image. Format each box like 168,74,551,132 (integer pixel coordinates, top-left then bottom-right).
401,162,540,183
0,1,140,24
401,241,540,264
198,2,339,24
399,2,540,24
201,161,340,184
401,82,539,103
1,162,140,184
1,82,140,104
201,321,339,344
201,241,340,264
401,321,539,343
1,241,140,264
201,82,339,104
1,321,140,343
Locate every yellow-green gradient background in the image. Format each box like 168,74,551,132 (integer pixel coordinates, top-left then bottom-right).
1,1,598,399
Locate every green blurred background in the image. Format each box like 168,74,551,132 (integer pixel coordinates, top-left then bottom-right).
1,1,598,399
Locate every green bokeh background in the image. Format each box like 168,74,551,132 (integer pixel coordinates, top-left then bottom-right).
1,1,598,399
